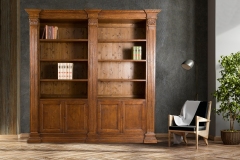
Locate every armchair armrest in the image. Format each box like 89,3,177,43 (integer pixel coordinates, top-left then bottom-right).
196,116,210,123
169,115,174,126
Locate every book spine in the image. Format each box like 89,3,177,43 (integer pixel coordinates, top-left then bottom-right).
54,26,58,39
58,63,61,79
133,46,137,60
52,26,55,40
63,63,66,79
45,25,48,39
69,63,73,79
66,63,69,79
138,46,142,60
137,46,139,60
41,26,46,39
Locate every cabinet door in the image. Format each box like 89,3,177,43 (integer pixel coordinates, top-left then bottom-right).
97,100,121,134
64,100,88,133
122,100,146,134
40,100,64,133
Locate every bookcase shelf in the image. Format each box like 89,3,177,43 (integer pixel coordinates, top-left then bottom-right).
40,59,88,62
98,39,146,43
40,39,88,42
98,59,146,62
98,79,146,82
26,9,160,144
40,79,88,82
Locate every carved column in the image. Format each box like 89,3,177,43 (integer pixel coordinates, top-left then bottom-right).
144,10,161,143
85,10,101,142
25,9,41,142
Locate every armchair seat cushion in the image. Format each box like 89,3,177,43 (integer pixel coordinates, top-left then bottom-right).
169,125,206,131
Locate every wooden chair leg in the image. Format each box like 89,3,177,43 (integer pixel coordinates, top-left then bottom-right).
168,131,171,147
204,138,208,145
196,134,199,149
183,133,187,144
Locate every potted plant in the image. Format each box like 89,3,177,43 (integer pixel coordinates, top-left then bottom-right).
213,51,240,145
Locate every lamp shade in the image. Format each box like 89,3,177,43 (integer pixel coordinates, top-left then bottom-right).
182,60,194,70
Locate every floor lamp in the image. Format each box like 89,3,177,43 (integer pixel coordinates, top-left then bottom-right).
181,59,198,100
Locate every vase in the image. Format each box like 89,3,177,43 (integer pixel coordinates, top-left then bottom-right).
221,130,240,145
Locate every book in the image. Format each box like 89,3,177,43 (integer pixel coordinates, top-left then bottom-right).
133,46,137,60
58,63,62,79
69,63,73,79
138,46,142,60
41,26,46,39
132,46,142,60
44,25,58,39
58,63,74,79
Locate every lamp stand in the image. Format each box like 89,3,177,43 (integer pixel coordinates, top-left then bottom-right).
195,62,198,100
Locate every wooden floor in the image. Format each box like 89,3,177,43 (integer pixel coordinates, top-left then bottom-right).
0,137,239,159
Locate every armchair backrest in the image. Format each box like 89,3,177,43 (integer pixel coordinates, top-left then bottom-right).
189,101,208,126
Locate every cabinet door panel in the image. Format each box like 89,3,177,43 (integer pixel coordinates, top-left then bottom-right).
65,100,88,133
97,100,121,134
40,100,63,133
123,100,146,134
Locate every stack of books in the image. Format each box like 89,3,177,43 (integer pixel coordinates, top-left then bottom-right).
58,63,74,79
42,25,58,39
132,46,142,60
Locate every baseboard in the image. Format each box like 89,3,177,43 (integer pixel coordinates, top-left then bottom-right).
0,133,29,140
156,133,222,141
19,133,29,139
155,133,195,138
209,135,221,141
0,135,18,139
155,133,168,138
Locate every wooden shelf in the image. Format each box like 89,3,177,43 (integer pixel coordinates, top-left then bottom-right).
97,96,145,99
40,59,88,62
40,39,88,42
98,79,146,82
98,59,145,62
98,39,146,43
40,79,88,82
40,97,88,100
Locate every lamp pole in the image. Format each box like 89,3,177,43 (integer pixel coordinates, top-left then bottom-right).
195,62,198,100
182,59,198,100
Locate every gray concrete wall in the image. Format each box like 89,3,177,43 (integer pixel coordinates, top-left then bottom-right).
20,0,208,133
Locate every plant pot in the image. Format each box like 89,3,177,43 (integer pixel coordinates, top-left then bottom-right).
221,130,240,145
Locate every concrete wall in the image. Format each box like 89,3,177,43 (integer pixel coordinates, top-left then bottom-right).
20,0,208,133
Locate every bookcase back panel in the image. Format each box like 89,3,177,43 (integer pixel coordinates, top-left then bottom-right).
40,42,88,60
40,62,87,79
98,25,145,40
40,23,88,39
40,82,88,98
40,62,58,79
98,42,146,60
58,26,88,39
98,62,145,79
98,82,145,98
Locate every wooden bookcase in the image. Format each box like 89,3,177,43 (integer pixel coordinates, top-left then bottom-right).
26,9,160,143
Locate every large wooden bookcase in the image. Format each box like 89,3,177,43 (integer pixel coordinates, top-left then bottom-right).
26,9,160,143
